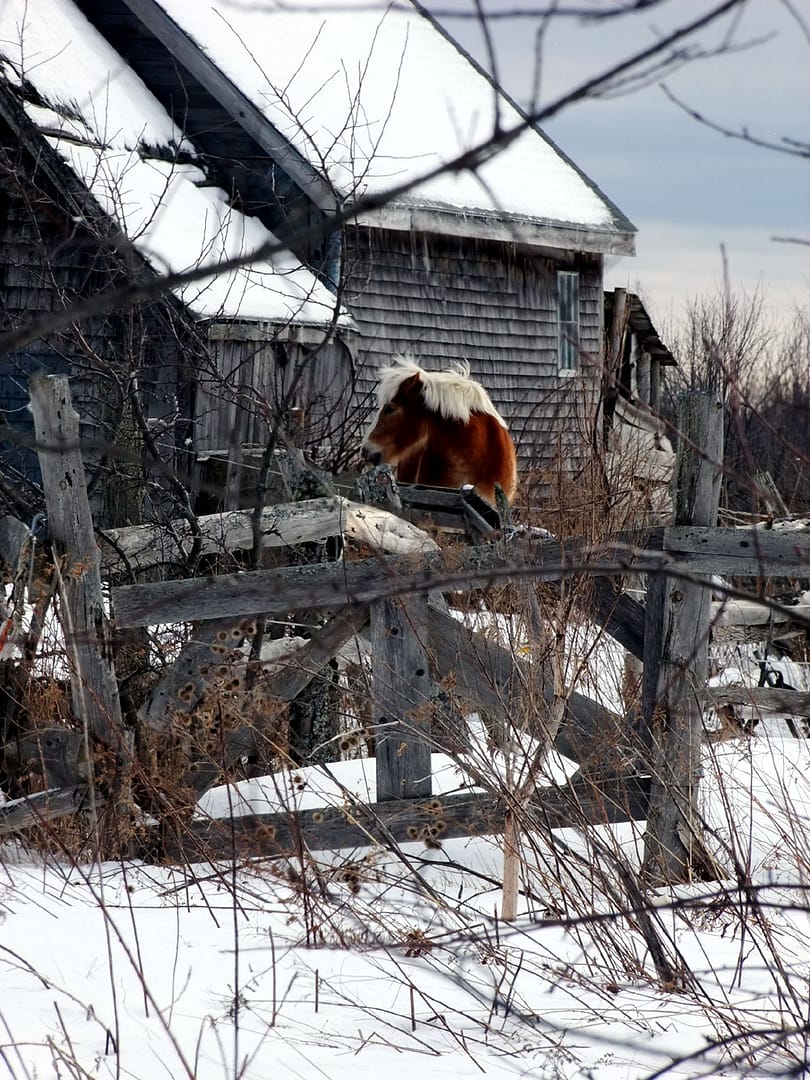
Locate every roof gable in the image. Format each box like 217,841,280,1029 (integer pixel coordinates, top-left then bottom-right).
122,0,636,255
0,0,348,328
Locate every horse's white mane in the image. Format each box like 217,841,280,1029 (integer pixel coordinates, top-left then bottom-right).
376,355,508,428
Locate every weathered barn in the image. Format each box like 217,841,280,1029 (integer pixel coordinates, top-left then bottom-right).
62,0,637,481
0,0,658,523
0,0,355,521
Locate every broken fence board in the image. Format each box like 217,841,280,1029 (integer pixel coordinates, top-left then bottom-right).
30,375,129,763
426,604,632,772
703,686,810,716
643,392,723,885
371,594,433,801
0,785,98,836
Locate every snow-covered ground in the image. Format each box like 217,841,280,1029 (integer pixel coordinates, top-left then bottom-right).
3,591,810,1079
3,731,810,1080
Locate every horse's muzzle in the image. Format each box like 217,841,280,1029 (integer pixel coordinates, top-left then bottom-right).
362,444,383,466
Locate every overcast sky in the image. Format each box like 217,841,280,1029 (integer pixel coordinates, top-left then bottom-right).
429,0,810,332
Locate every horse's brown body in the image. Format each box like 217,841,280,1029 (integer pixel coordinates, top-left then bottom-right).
364,364,517,505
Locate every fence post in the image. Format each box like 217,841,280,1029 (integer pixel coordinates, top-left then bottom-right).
371,594,432,801
29,375,131,844
642,390,723,883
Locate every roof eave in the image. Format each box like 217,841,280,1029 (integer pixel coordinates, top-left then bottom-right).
353,203,636,257
204,315,356,343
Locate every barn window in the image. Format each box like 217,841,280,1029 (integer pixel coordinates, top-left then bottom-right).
557,270,580,373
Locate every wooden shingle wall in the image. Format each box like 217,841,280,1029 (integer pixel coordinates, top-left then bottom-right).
193,333,357,466
343,226,603,476
0,147,192,524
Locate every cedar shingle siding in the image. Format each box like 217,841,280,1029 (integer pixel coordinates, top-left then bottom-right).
345,226,602,471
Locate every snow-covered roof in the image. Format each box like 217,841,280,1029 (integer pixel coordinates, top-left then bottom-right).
0,0,348,328
151,0,635,254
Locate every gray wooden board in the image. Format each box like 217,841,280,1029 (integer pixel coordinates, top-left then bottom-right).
371,595,433,800
643,394,724,885
110,524,810,651
160,775,652,862
667,526,810,577
30,375,128,759
0,785,97,836
110,534,651,635
426,603,631,770
703,686,810,715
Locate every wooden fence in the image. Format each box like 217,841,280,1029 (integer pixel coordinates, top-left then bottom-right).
1,378,809,881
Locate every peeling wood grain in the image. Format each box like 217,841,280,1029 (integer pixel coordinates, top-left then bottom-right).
101,496,438,575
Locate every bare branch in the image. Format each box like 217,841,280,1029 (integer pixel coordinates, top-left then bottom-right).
661,83,810,159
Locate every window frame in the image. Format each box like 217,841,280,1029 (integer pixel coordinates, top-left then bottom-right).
557,269,580,375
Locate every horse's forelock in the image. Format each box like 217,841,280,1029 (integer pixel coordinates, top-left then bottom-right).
375,355,508,428
375,356,424,407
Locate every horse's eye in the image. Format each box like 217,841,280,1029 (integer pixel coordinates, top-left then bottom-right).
382,404,396,416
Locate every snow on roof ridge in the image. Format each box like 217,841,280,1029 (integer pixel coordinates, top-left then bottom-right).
152,0,633,245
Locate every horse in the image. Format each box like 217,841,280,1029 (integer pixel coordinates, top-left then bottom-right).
363,356,517,505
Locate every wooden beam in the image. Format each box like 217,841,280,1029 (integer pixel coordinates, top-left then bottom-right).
0,515,30,573
101,496,438,575
426,604,631,771
0,785,97,836
643,393,723,885
710,597,810,629
30,375,129,764
110,533,649,636
665,526,810,578
371,595,433,801
159,774,652,862
0,766,652,850
353,204,636,256
703,686,810,716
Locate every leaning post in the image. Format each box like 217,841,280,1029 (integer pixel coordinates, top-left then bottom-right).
29,374,131,847
642,390,723,883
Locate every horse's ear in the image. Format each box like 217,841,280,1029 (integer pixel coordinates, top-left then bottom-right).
398,372,423,402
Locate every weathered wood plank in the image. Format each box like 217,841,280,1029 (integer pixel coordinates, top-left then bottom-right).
110,534,650,632
160,774,652,862
0,785,98,836
371,595,433,801
30,375,129,763
426,604,630,772
702,686,810,716
101,496,438,574
643,393,723,885
0,515,29,573
710,597,810,628
665,526,810,577
0,768,652,848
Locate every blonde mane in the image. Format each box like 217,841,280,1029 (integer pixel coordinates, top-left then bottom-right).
376,355,508,428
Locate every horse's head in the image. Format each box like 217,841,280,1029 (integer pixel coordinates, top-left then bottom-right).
363,371,430,467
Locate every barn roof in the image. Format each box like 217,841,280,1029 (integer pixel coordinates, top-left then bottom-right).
106,0,636,256
0,0,349,329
